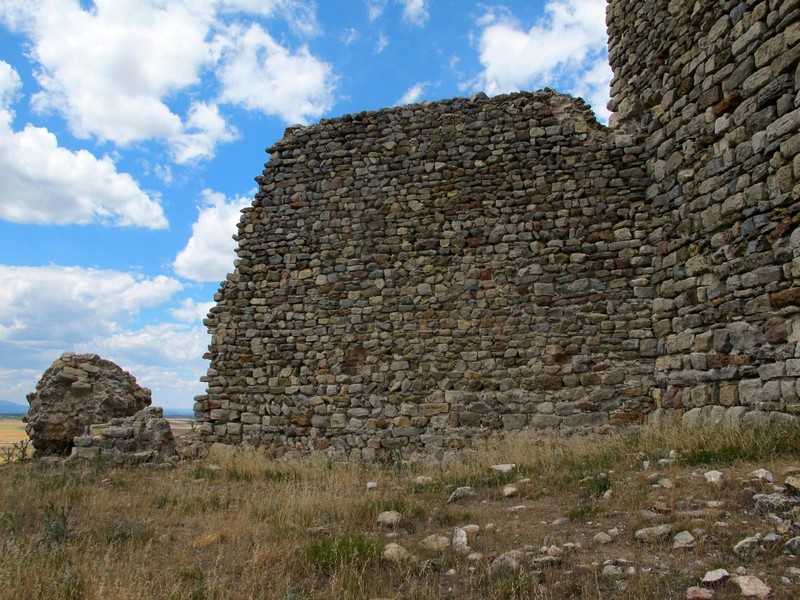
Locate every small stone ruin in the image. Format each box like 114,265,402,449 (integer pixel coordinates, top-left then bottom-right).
70,406,178,466
25,352,152,456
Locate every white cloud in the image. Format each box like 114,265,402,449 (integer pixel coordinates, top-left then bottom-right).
470,0,611,121
174,189,251,282
0,0,326,155
367,0,388,21
0,265,182,345
0,59,21,108
341,27,359,45
399,0,428,26
8,0,212,145
376,32,389,53
215,23,336,124
222,0,319,36
171,298,215,323
571,57,612,123
396,81,428,105
0,61,168,228
83,323,208,366
169,101,239,164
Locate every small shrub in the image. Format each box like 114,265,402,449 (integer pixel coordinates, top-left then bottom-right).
566,502,599,522
430,509,475,528
153,491,172,509
104,520,151,544
581,473,612,498
37,503,72,546
304,534,382,573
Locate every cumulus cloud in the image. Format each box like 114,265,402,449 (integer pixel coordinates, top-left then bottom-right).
376,32,389,53
0,61,168,228
399,0,428,26
367,0,388,21
171,298,215,324
174,189,252,282
215,23,336,124
0,265,182,347
396,81,429,105
83,323,208,366
169,101,239,164
341,27,359,45
470,0,611,121
0,0,329,155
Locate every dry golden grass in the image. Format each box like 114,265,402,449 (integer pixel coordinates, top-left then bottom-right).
0,421,799,599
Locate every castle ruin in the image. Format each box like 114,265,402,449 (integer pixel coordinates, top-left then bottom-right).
194,0,800,460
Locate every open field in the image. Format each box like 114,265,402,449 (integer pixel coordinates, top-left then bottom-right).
0,416,27,443
1,421,800,599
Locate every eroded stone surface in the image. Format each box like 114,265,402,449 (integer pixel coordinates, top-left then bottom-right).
26,353,151,456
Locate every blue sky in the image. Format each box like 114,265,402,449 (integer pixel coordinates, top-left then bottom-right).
0,0,611,411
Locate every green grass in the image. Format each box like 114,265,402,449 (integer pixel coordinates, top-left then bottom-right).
303,533,382,573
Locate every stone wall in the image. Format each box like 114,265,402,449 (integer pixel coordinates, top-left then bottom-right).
608,0,800,424
195,0,800,459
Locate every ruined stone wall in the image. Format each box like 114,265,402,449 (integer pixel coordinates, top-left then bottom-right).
195,90,654,461
195,0,800,459
608,0,800,424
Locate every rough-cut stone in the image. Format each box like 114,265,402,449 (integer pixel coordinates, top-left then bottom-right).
25,353,151,456
686,587,715,600
377,511,403,527
635,524,673,543
447,487,476,504
731,575,771,598
382,543,411,562
419,535,450,552
701,569,729,585
68,406,177,466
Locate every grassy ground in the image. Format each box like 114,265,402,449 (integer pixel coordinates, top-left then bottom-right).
0,421,799,599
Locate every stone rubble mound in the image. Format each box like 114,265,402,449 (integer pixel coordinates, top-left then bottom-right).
70,406,178,466
25,352,151,455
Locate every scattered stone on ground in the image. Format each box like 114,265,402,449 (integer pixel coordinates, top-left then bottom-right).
377,511,403,527
447,486,476,504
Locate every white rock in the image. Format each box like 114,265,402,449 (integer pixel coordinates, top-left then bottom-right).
731,575,771,598
382,543,411,562
704,470,725,486
366,481,378,490
452,527,470,555
488,551,521,572
785,475,800,494
507,505,526,513
634,524,673,543
733,534,763,560
420,534,450,552
462,524,480,536
377,510,403,527
490,463,516,473
685,586,715,599
503,484,519,498
673,530,696,549
701,568,729,584
466,551,483,561
412,475,433,485
749,469,774,483
593,532,613,545
447,486,476,504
